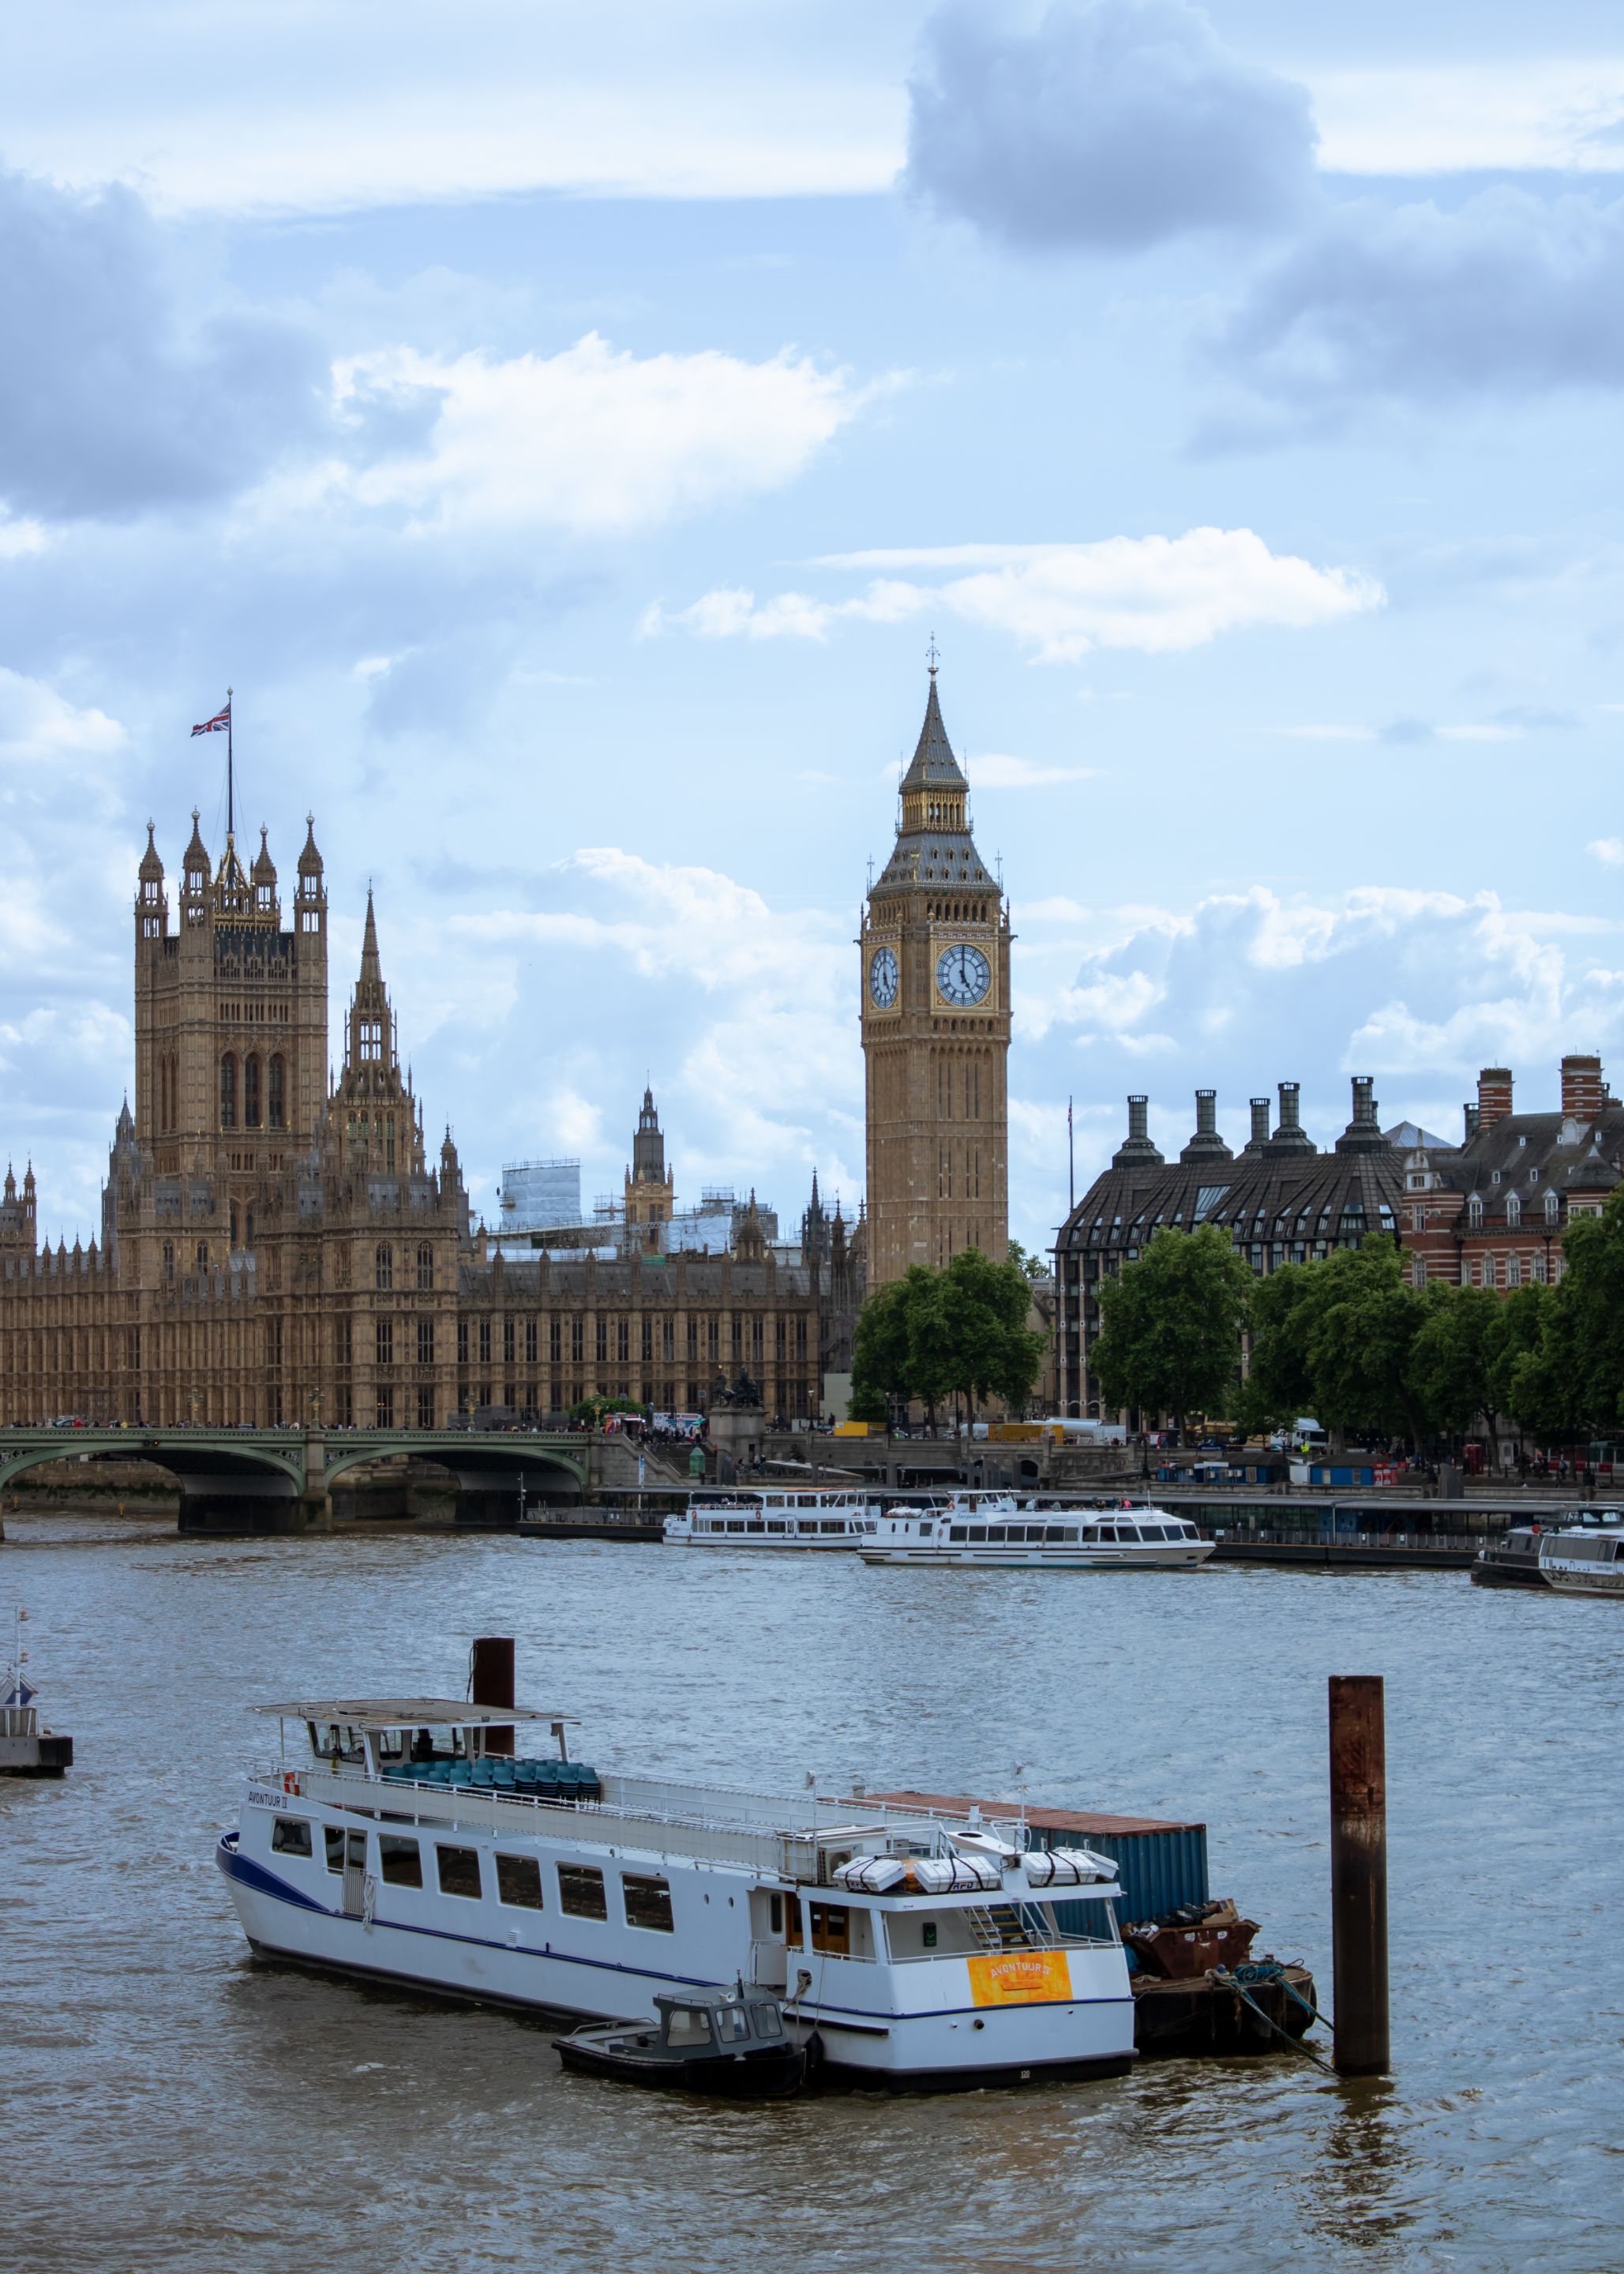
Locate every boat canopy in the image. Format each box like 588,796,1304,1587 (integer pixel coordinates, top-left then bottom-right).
257,1698,572,1730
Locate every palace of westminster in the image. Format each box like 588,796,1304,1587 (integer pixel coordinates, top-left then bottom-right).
0,673,1013,1428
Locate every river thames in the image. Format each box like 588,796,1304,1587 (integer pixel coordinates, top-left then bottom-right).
3,1512,1618,2274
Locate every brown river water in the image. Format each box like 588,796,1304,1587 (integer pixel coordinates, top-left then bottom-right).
2,1513,1619,2274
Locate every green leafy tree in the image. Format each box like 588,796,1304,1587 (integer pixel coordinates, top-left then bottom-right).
850,1251,1045,1420
1236,1261,1317,1434
1409,1284,1505,1438
569,1393,646,1428
1299,1236,1430,1450
1092,1224,1252,1432
1007,1240,1048,1282
1508,1192,1624,1441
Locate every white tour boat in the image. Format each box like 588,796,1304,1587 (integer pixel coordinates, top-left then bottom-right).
860,1496,1213,1570
1538,1516,1624,1598
664,1488,881,1549
218,1694,1135,2088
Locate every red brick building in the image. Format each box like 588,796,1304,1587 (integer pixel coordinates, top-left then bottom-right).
1401,1054,1619,1291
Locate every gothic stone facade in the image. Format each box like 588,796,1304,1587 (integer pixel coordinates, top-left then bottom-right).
861,674,1011,1286
0,812,857,1428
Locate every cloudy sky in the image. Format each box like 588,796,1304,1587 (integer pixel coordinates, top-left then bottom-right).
5,0,1624,1252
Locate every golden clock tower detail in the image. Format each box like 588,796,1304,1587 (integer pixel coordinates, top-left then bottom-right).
861,667,1011,1286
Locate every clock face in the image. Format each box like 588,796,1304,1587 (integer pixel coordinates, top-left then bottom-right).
936,942,992,1008
869,946,898,1008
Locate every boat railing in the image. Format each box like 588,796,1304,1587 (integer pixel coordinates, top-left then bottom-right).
261,1763,1013,1878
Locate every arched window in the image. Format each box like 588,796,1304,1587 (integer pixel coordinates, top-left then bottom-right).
1506,1193,1521,1229
416,1245,433,1292
1482,1255,1496,1289
219,1053,237,1130
1544,1190,1559,1224
375,1244,393,1293
243,1054,261,1129
268,1055,285,1130
1467,1195,1483,1229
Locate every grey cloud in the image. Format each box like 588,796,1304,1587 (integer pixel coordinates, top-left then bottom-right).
0,164,322,520
1378,718,1432,745
904,0,1317,252
1201,188,1624,436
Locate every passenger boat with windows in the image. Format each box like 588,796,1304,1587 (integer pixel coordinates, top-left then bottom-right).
664,1488,880,1549
859,1496,1213,1570
217,1694,1136,2088
1469,1525,1552,1589
1538,1514,1624,1597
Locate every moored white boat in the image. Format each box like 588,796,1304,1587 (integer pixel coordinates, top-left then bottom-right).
664,1488,881,1548
218,1694,1136,2088
860,1495,1213,1570
1538,1516,1624,1597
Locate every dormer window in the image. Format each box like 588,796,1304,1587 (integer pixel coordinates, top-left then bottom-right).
1506,1194,1521,1228
1544,1191,1559,1224
1467,1196,1483,1228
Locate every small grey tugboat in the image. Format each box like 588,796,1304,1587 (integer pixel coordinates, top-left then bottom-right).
555,1987,807,2097
1470,1525,1553,1589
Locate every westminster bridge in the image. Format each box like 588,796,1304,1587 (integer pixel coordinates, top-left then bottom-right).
0,1424,600,1533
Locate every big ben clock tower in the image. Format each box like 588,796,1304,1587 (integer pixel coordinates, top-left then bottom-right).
861,664,1011,1286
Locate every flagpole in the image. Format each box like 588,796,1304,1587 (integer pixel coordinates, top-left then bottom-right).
226,686,234,839
1068,1097,1075,1213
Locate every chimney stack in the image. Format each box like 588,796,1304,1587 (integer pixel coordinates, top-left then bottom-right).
1463,1102,1480,1143
1476,1068,1513,1132
1336,1075,1386,1154
1180,1087,1232,1165
1270,1079,1316,1154
1560,1053,1605,1121
1246,1098,1271,1154
1112,1093,1165,1169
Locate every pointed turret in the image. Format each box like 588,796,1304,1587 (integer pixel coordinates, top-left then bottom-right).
181,810,209,917
250,825,278,919
801,1168,830,1264
875,666,994,893
360,887,382,984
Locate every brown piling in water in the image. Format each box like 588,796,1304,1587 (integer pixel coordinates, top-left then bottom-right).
1328,1673,1389,2076
471,1634,516,1756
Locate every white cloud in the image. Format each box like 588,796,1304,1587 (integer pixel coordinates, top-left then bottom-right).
300,336,888,537
1303,60,1624,177
0,669,127,774
967,753,1094,788
658,531,1382,664
0,516,47,558
1589,838,1624,867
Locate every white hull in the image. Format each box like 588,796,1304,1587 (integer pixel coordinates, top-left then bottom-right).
1543,1568,1624,1597
861,1545,1212,1570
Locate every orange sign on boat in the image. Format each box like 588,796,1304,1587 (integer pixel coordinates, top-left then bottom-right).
967,1949,1071,2006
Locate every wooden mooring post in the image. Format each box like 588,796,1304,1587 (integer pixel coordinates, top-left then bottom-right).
1328,1674,1390,2076
471,1634,516,1757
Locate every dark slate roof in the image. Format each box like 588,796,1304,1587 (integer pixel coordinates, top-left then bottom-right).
1060,1140,1404,1255
900,677,967,792
1407,1106,1624,1226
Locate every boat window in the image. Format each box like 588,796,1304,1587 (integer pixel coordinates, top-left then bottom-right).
922,1920,938,1948
820,1520,846,1533
918,1522,933,1538
271,1816,313,1857
436,1845,482,1900
495,1853,544,1908
558,1863,609,1919
797,1521,819,1534
985,1526,1007,1542
950,1525,967,1541
379,1835,423,1888
324,1826,346,1873
622,1873,675,1932
967,1526,987,1543
768,1893,784,1934
751,2004,783,2039
767,1521,787,1533
664,2006,712,2047
808,1902,850,1954
1060,1527,1079,1541
726,1521,745,1534
715,2006,750,2043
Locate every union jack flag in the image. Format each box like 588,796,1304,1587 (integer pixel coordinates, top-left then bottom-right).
191,700,231,737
